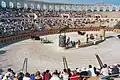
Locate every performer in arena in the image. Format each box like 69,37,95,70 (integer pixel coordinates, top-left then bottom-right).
76,40,81,48
85,34,89,43
66,37,70,45
93,34,98,45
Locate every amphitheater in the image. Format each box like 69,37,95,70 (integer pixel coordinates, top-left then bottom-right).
0,0,120,80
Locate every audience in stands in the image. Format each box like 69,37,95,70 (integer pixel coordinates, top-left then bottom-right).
0,7,112,38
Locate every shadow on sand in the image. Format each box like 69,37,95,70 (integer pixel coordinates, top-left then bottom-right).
0,38,29,49
0,50,6,55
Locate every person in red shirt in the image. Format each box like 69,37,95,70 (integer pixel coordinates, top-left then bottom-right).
43,70,51,80
70,71,81,80
77,40,81,46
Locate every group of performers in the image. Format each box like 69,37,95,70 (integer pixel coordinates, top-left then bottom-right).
65,37,81,49
65,33,100,49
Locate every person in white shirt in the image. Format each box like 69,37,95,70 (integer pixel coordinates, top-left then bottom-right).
87,65,96,76
100,64,109,79
50,72,60,80
60,69,69,80
101,64,109,76
23,73,31,80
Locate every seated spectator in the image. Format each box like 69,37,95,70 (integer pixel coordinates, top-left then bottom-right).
88,65,96,76
110,65,119,77
31,74,35,80
50,72,60,80
2,72,11,80
23,73,31,80
70,71,80,80
43,70,51,80
100,64,109,79
18,72,24,80
35,71,42,80
0,72,3,80
2,68,14,80
60,69,69,80
14,73,19,80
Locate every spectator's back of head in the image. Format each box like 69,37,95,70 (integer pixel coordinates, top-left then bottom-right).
46,70,50,73
25,72,30,77
89,65,92,68
104,64,107,68
63,69,67,73
7,68,12,72
36,71,40,76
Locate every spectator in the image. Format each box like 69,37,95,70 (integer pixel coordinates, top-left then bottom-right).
61,69,69,80
100,64,109,79
43,70,51,80
2,68,14,80
14,73,19,80
50,72,60,80
23,73,31,80
35,71,42,80
70,71,80,80
31,74,35,80
88,65,96,76
18,72,24,80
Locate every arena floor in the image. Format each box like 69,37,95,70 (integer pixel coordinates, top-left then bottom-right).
0,31,120,74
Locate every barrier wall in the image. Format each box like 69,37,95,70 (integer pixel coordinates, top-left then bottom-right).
0,27,116,47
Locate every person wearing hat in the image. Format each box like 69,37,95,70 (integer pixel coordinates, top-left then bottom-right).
2,68,14,80
2,73,11,80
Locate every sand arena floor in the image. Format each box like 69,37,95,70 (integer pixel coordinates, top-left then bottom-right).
0,31,120,73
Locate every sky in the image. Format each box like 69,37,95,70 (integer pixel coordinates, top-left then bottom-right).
39,0,120,5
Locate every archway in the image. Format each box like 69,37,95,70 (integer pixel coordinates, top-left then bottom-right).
93,7,97,11
1,1,6,8
24,3,28,9
17,2,21,8
87,9,92,12
9,2,14,8
43,4,47,10
37,4,40,10
106,7,109,11
100,7,103,11
112,7,116,11
30,4,34,9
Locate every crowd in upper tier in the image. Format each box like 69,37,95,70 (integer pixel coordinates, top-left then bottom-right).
0,7,117,38
0,64,120,80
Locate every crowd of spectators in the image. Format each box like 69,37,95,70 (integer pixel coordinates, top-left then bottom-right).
0,7,115,38
0,64,120,80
